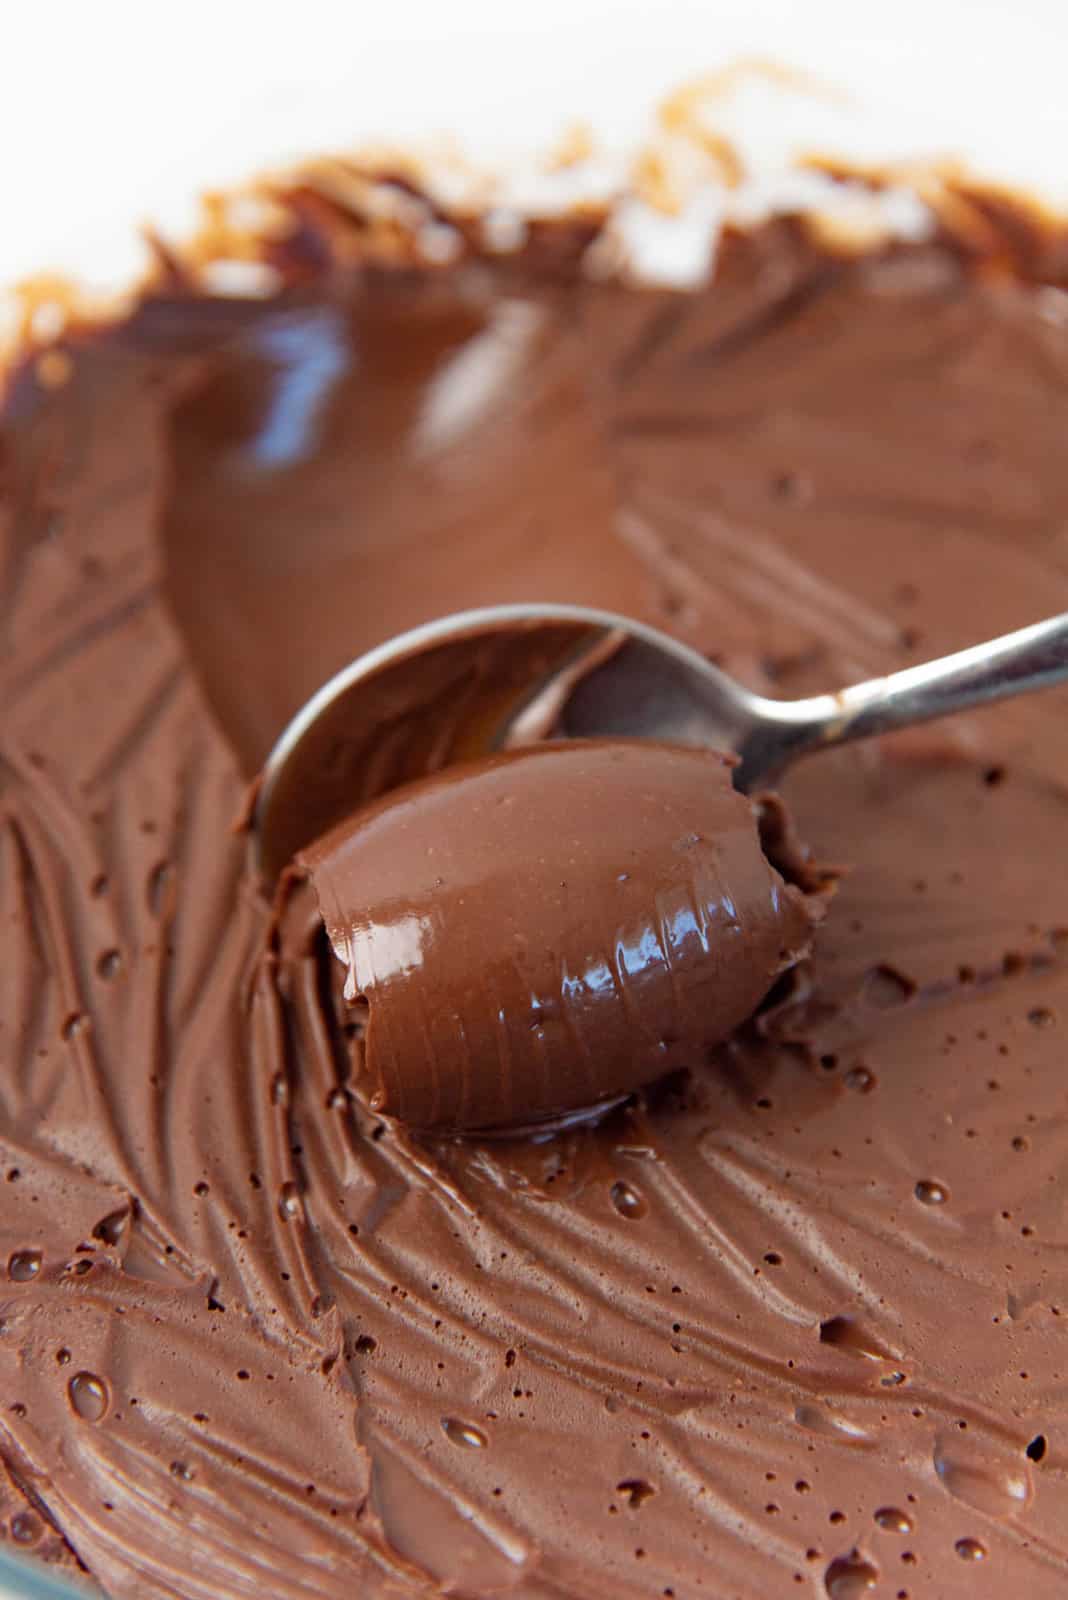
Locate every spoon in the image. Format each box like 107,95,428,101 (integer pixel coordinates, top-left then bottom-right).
254,602,1068,880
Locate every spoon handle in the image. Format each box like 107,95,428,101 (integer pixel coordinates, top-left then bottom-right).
756,612,1068,775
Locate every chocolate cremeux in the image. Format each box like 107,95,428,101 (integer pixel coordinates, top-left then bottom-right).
300,741,824,1133
2,76,1068,1599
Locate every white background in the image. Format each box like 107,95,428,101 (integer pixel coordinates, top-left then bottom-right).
2,0,1067,290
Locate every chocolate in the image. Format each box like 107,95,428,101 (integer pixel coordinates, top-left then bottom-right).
300,740,820,1131
2,172,1068,1600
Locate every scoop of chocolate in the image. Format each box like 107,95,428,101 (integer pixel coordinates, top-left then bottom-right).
299,739,822,1132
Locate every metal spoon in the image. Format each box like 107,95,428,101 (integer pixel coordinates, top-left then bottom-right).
254,602,1068,880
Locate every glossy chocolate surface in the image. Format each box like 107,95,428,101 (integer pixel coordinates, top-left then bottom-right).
301,740,820,1131
2,189,1068,1598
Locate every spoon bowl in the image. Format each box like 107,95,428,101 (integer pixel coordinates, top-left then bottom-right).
255,602,1068,880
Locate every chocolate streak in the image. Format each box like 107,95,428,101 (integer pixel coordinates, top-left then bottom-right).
300,741,820,1132
1,205,1068,1600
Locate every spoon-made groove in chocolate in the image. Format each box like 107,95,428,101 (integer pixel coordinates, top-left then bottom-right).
255,603,1068,880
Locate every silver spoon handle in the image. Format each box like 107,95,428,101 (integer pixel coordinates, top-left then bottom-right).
750,612,1068,774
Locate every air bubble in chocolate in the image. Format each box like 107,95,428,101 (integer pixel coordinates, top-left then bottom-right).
68,1371,108,1422
442,1417,488,1449
873,1506,912,1533
934,1435,1031,1517
7,1248,41,1282
914,1179,949,1206
610,1180,647,1219
823,1550,878,1597
955,1536,987,1561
